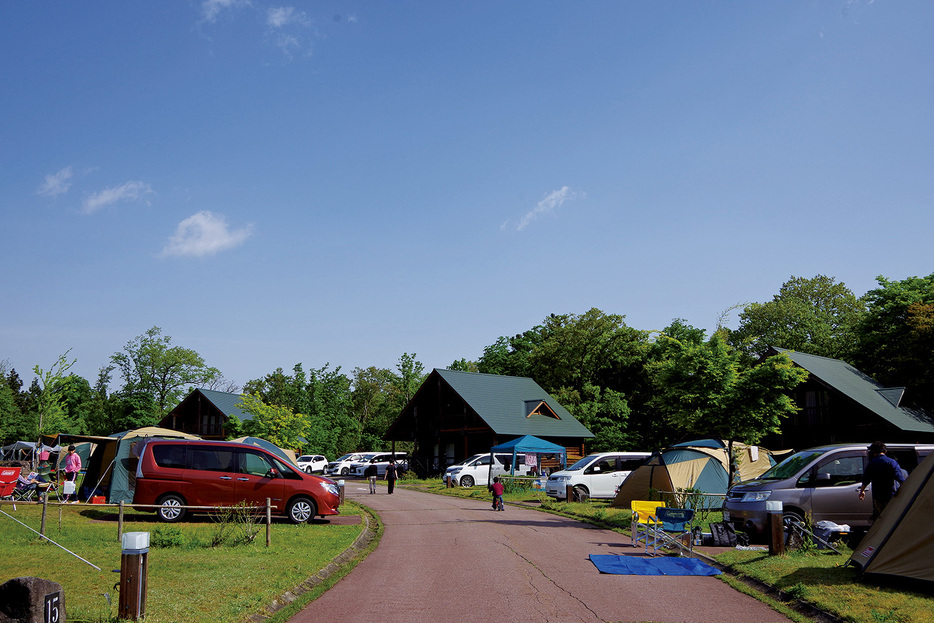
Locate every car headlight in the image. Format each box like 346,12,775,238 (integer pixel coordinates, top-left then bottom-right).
550,476,570,483
741,490,771,502
320,482,340,497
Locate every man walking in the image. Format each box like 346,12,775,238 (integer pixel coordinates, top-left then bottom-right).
858,442,906,519
365,463,378,494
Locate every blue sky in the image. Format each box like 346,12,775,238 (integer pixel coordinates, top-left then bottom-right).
2,1,933,390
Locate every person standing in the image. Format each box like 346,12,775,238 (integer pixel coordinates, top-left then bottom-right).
385,461,397,494
364,463,378,494
858,442,906,519
63,445,81,503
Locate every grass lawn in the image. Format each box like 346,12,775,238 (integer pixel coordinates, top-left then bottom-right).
0,501,367,623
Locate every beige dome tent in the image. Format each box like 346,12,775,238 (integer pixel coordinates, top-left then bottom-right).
849,451,934,583
611,439,776,510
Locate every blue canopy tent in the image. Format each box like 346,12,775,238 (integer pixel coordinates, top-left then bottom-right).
489,435,567,479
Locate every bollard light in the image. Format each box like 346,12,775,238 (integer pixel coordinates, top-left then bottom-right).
337,479,345,503
120,531,150,621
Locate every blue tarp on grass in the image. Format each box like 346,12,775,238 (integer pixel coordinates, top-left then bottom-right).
589,554,722,576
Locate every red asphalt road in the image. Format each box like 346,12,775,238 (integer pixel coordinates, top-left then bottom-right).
288,482,790,623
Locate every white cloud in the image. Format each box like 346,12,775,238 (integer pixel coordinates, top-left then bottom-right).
37,167,74,197
515,186,585,231
82,181,153,215
267,6,308,28
201,0,248,23
160,211,253,258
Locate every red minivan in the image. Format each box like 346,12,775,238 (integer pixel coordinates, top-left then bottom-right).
134,440,341,523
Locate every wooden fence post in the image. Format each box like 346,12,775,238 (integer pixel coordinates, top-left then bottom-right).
119,500,125,542
40,493,48,537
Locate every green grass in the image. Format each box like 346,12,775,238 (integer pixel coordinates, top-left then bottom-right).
0,501,367,623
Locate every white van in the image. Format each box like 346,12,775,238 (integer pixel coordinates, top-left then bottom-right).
324,453,367,477
449,453,531,488
545,452,651,500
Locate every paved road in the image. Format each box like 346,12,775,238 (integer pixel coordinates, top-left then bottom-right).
288,483,789,623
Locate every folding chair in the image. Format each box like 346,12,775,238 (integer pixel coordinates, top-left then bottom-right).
0,467,22,510
650,507,695,557
631,500,665,553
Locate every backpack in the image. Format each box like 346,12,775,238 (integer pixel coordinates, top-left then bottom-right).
710,521,737,547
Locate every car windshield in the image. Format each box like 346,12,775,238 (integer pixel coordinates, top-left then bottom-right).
567,455,601,471
299,456,312,461
757,450,826,480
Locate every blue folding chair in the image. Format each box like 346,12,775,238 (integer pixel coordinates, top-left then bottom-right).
650,507,695,557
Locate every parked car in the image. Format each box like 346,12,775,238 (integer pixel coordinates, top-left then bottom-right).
296,454,328,474
325,453,367,477
349,452,408,478
723,443,934,540
133,439,342,524
545,452,651,500
449,453,532,488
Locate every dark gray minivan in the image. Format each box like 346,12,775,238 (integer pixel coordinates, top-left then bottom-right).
723,443,934,539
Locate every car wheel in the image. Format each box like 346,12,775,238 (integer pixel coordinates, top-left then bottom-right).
573,485,589,502
460,475,474,488
341,467,349,476
157,494,187,523
287,497,317,524
304,466,313,474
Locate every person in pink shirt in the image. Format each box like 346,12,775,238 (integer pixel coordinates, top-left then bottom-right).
489,476,505,511
63,445,81,502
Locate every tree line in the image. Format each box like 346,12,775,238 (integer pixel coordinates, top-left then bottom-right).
2,273,933,456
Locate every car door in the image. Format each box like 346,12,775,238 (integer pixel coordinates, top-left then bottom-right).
806,451,873,526
236,449,288,512
587,457,619,498
185,445,239,507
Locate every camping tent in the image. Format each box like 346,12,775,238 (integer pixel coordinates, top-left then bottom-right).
490,435,567,476
231,436,298,466
611,439,775,510
59,426,200,503
849,451,934,583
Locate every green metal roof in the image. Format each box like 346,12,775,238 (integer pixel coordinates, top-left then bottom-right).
434,369,594,439
775,349,934,434
196,389,253,422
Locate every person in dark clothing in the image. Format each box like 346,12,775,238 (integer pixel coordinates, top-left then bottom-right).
858,442,906,518
385,461,397,494
364,463,378,494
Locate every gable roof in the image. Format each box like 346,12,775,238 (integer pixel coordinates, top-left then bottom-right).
432,369,593,439
190,389,253,422
773,349,934,434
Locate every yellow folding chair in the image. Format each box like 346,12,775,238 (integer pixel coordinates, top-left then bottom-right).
631,500,665,553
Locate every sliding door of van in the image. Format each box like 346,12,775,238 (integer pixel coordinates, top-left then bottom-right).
186,446,239,508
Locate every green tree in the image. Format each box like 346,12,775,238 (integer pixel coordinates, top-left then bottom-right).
0,363,33,443
237,393,310,449
855,273,934,412
110,327,221,416
728,275,866,361
32,350,77,437
650,333,808,479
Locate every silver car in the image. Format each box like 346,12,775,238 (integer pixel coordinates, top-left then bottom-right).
723,443,933,539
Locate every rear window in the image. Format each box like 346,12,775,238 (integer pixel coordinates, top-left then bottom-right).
152,445,187,469
190,447,236,472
